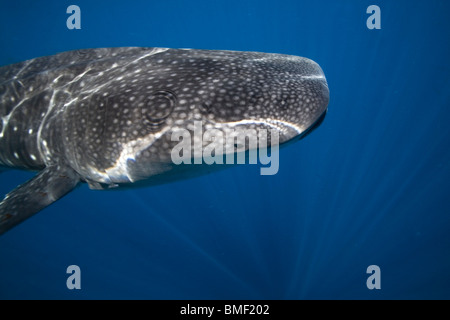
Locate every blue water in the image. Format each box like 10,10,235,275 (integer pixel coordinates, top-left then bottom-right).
0,0,449,299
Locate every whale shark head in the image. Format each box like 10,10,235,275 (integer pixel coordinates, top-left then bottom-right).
0,47,329,235
59,48,329,184
182,50,330,143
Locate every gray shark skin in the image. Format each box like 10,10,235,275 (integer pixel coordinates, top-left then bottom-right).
0,47,329,235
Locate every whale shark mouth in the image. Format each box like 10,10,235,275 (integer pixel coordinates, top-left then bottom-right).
222,112,326,144
221,119,302,144
100,115,324,184
298,109,327,140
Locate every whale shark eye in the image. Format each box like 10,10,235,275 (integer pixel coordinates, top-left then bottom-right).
142,90,177,129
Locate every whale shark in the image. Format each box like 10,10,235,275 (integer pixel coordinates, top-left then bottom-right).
0,47,329,235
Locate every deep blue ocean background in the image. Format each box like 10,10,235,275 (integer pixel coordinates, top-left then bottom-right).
0,0,449,299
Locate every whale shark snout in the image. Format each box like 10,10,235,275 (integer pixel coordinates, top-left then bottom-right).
166,50,329,144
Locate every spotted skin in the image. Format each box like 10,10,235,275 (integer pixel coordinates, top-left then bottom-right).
0,47,329,234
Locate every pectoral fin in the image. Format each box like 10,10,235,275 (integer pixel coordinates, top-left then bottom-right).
0,164,80,235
